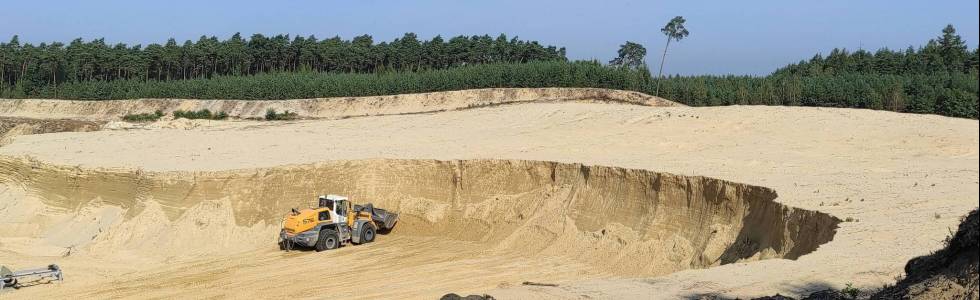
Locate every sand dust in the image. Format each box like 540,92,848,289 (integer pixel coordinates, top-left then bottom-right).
0,89,977,299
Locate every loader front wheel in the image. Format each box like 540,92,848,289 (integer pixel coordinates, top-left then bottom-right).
315,229,339,252
361,224,376,244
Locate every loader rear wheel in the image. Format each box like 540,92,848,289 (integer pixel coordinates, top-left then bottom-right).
361,224,376,243
315,229,339,252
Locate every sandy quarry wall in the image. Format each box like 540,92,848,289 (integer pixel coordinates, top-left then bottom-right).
0,88,679,121
0,157,836,277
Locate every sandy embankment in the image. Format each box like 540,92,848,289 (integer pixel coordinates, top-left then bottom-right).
0,87,678,121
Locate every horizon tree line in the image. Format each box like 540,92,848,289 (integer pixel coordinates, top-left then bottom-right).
1,25,977,118
0,32,567,93
774,25,978,76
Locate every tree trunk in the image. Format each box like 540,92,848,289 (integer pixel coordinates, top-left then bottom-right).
655,37,672,97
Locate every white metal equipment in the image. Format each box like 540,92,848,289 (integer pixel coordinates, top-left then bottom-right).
0,264,64,291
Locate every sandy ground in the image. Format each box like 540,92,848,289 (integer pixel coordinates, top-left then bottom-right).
0,96,977,299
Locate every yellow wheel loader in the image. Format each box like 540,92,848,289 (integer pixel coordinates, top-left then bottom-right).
278,195,398,251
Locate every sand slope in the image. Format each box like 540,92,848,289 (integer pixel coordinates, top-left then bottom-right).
0,97,977,299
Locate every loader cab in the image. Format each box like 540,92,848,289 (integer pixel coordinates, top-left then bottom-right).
319,195,350,224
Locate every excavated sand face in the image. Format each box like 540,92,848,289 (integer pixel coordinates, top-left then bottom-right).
0,157,837,278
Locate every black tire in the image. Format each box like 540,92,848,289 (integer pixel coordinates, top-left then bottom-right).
315,229,339,252
361,223,376,243
2,277,17,287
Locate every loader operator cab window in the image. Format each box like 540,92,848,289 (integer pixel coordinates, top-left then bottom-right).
319,197,333,209
335,200,347,216
318,211,330,221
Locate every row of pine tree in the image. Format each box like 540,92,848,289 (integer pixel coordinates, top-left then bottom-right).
0,33,566,90
0,26,976,118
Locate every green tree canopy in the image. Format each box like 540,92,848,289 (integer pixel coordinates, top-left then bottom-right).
0,32,568,92
609,41,647,69
655,16,690,96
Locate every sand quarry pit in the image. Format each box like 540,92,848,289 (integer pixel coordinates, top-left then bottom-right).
0,88,977,299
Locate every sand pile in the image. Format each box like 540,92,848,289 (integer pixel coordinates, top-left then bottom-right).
0,88,679,121
0,117,101,145
0,157,837,277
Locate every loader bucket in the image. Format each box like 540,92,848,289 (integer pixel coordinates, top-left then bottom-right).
355,203,399,230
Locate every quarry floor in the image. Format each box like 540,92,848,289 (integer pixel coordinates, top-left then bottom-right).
1,99,978,299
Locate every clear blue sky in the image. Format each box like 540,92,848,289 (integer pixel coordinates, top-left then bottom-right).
2,0,977,75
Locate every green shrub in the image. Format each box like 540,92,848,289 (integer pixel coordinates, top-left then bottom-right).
122,110,164,122
172,109,229,120
841,283,860,299
264,109,298,121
